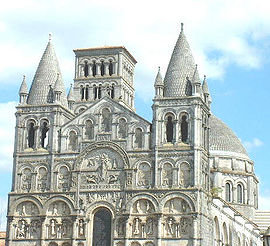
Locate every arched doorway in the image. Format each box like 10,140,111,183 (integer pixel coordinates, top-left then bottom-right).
92,208,112,246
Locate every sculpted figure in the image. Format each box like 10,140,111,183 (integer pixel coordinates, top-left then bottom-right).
21,168,32,192
167,217,175,236
118,118,127,138
146,218,154,235
53,203,58,215
101,108,111,132
134,128,143,148
50,219,57,236
133,218,141,235
37,167,48,191
85,120,94,139
68,131,78,151
78,219,85,236
17,220,27,239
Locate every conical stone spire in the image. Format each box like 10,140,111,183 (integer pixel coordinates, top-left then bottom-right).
154,67,163,86
202,75,209,95
164,23,197,97
67,84,75,102
19,75,28,95
27,34,68,107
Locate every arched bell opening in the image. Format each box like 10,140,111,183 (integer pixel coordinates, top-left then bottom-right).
92,208,112,246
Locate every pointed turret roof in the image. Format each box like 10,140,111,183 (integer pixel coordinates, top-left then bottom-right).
202,75,209,95
19,75,28,95
154,67,163,86
27,34,68,107
67,84,75,102
164,23,198,97
54,73,62,92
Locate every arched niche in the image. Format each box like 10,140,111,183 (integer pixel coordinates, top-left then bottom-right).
92,208,112,246
76,141,129,189
132,199,155,214
163,197,191,213
47,200,71,216
15,201,39,216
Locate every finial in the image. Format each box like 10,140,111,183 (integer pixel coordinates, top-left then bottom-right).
204,75,206,80
48,33,52,42
23,75,26,80
181,23,184,32
158,66,160,72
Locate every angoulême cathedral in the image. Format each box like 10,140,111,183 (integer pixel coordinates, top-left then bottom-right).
5,24,269,246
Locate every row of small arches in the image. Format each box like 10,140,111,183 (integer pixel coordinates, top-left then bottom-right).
80,83,115,101
82,60,114,77
213,216,255,246
165,113,189,143
225,181,245,204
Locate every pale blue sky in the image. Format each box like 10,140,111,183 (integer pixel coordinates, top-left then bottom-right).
1,0,270,230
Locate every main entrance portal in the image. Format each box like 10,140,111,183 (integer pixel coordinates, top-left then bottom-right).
92,208,112,246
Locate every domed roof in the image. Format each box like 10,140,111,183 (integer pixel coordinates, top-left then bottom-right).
209,115,249,158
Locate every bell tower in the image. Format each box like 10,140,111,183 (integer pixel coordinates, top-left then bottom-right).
152,23,212,245
73,46,137,112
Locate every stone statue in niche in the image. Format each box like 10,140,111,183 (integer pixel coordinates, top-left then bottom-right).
78,219,85,236
37,167,48,191
85,120,94,140
58,166,70,191
29,220,40,239
101,108,111,132
134,128,143,148
16,219,28,239
179,217,191,235
137,163,151,188
162,163,173,187
118,119,127,138
21,168,32,192
50,219,57,237
133,218,141,235
117,218,126,236
61,220,69,237
68,131,78,151
180,163,191,187
146,218,154,235
40,121,49,148
166,217,175,236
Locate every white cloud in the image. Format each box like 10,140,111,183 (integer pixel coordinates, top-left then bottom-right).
0,101,16,171
243,138,263,150
1,0,270,101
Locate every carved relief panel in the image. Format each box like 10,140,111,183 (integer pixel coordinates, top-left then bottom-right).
137,163,152,188
79,144,128,190
13,201,41,240
130,199,157,239
37,166,49,191
162,197,193,238
20,167,33,192
57,166,71,191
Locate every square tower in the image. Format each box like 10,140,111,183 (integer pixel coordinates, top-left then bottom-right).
73,46,136,111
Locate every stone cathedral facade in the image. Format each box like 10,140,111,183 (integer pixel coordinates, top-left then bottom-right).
6,26,264,246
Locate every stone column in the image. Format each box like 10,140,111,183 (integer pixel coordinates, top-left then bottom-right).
96,63,101,76
72,216,77,246
157,214,162,246
40,216,46,246
105,63,109,75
